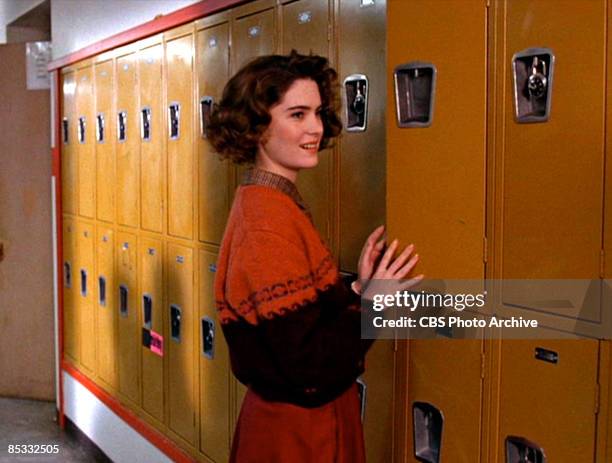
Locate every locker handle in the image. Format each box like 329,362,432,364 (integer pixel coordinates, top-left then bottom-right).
119,284,128,317
141,107,151,141
413,401,443,463
199,96,213,139
534,347,558,364
80,269,87,297
63,261,71,288
201,316,215,359
117,111,127,141
78,116,86,143
96,113,105,142
62,118,69,144
505,436,547,463
143,294,153,329
394,62,437,128
356,377,367,422
170,304,181,342
98,276,106,306
343,74,369,132
168,103,180,140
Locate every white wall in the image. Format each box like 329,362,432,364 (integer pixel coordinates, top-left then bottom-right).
0,0,46,43
51,0,200,60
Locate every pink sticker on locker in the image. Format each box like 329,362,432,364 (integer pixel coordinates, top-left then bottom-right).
150,331,164,356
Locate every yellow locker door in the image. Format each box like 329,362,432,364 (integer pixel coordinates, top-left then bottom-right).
116,53,140,229
498,0,605,332
231,1,276,72
196,18,231,246
96,226,117,390
76,66,95,219
199,249,231,462
117,231,140,405
495,338,599,462
94,60,115,223
139,237,164,422
76,221,96,374
166,30,195,240
61,71,77,215
281,0,333,243
139,42,165,234
62,217,78,363
167,243,196,444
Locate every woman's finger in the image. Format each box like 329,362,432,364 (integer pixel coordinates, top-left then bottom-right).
395,254,420,280
376,239,398,275
387,243,414,275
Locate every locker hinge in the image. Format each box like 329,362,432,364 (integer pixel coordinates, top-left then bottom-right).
595,383,600,415
480,352,486,379
483,236,488,264
601,249,605,278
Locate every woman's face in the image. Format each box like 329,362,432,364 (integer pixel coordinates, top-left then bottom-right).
256,78,324,182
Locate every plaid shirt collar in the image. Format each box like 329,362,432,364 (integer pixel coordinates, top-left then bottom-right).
242,167,310,214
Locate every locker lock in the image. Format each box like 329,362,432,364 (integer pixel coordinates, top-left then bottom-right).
344,74,369,132
527,57,547,99
170,304,181,342
143,294,153,329
96,113,105,142
168,103,180,139
512,48,555,123
78,116,86,143
141,107,151,141
62,118,69,144
201,316,215,359
117,111,127,141
506,436,546,463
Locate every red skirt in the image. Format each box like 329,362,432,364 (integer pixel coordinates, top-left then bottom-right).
230,384,366,463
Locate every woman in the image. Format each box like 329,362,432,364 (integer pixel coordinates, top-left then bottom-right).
208,50,422,462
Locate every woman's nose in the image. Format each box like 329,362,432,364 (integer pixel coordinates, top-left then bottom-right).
308,113,323,135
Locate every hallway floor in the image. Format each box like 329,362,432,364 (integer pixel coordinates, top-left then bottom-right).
0,397,111,462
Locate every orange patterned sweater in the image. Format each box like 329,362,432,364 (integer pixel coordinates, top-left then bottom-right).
215,172,373,407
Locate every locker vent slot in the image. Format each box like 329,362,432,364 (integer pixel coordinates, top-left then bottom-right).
63,262,71,288
344,74,369,132
394,62,436,128
201,316,215,359
143,294,153,329
96,113,105,142
119,284,128,317
170,304,182,342
98,276,106,306
78,116,86,143
199,96,213,139
356,377,367,422
117,111,127,141
168,103,180,140
141,107,151,141
62,118,69,144
413,401,443,463
505,436,546,463
80,269,87,297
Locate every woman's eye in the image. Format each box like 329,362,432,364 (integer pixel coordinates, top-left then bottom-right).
291,112,304,119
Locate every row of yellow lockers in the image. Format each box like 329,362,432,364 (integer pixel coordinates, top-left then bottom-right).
60,0,386,272
62,215,236,462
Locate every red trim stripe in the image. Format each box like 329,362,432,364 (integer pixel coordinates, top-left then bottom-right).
62,363,196,463
48,0,247,71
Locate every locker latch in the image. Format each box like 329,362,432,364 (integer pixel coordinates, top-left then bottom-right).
62,118,69,144
168,103,180,140
141,107,151,141
512,48,555,123
80,269,87,297
170,304,181,342
119,284,128,317
96,113,105,142
143,294,153,329
117,111,127,141
413,401,443,463
199,96,213,139
344,74,369,132
98,276,106,306
505,436,546,463
356,377,367,422
394,62,437,128
63,262,71,288
78,116,86,143
201,316,215,359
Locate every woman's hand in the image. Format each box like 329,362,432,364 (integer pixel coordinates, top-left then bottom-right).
355,225,386,295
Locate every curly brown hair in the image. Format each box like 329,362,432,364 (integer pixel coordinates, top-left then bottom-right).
207,50,342,164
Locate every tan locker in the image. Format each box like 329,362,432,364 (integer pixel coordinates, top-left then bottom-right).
281,0,333,243
494,338,599,462
231,1,276,72
387,0,486,279
497,0,605,331
139,237,164,422
196,18,231,245
116,231,140,405
167,243,196,444
76,66,96,219
139,42,165,234
61,71,78,215
337,0,386,272
166,30,195,240
116,53,140,228
76,220,96,374
62,217,78,363
95,226,117,390
94,60,115,223
199,249,231,461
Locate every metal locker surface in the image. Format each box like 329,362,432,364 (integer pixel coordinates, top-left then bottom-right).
76,66,96,219
116,231,140,405
387,0,487,280
281,0,333,244
139,237,164,422
94,60,115,223
166,33,195,240
76,220,96,375
95,226,116,391
139,43,165,234
167,243,196,444
199,248,231,462
196,20,231,246
116,53,140,229
337,0,386,273
495,338,599,462
61,71,77,215
231,2,276,72
62,217,79,363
